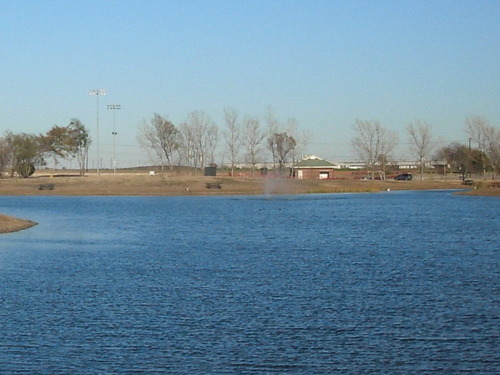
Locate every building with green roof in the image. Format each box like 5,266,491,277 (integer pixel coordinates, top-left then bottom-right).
293,155,338,179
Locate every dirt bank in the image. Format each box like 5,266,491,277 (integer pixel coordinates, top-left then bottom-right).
0,214,38,234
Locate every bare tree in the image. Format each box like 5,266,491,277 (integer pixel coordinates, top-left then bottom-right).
264,107,306,174
352,120,378,179
242,116,265,176
466,116,495,179
179,121,197,171
407,120,433,181
352,120,397,180
206,122,219,166
295,127,312,164
223,108,240,176
485,126,500,178
268,132,296,176
433,137,449,180
284,118,311,168
138,114,181,172
377,128,398,180
264,106,281,169
182,111,218,173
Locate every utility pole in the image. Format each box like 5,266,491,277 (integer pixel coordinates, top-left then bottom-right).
89,89,106,175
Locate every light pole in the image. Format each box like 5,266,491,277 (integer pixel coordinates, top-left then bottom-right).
89,89,106,175
107,104,121,173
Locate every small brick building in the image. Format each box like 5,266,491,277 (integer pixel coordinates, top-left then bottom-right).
293,156,338,179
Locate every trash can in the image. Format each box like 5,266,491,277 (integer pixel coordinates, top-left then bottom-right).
204,166,216,176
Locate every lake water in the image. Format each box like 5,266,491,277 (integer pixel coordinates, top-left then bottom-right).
0,191,498,374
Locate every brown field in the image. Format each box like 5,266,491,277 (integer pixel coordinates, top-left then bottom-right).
0,170,498,197
1,171,498,233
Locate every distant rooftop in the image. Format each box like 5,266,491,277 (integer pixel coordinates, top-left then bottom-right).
295,155,337,168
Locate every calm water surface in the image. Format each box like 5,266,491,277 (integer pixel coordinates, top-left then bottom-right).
0,191,498,374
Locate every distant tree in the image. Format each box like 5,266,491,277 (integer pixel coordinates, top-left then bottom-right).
407,120,433,181
242,116,265,176
268,132,296,176
436,142,485,180
223,108,240,176
264,107,305,175
284,118,311,168
138,114,181,171
206,121,219,167
378,129,398,180
352,119,397,180
5,132,45,178
265,107,280,169
377,153,391,181
466,116,496,179
68,119,91,176
0,137,12,177
43,124,78,167
485,126,500,178
179,121,197,171
296,126,312,165
180,111,218,172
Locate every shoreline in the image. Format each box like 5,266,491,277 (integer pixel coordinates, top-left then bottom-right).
1,173,498,233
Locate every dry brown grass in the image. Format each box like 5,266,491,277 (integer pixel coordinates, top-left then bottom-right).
0,170,489,196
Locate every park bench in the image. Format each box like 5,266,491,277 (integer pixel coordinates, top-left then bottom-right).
462,179,474,186
205,183,221,189
38,183,55,190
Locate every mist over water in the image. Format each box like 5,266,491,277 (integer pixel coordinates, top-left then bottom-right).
0,191,498,374
262,176,292,196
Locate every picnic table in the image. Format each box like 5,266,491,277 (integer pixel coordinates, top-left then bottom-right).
38,184,55,190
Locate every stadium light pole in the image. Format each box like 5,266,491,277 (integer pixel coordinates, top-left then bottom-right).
107,104,121,173
89,89,106,175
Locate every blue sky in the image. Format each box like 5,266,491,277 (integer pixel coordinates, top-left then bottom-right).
1,0,499,167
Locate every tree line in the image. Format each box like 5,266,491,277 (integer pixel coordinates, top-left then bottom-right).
1,109,498,181
351,116,500,181
137,108,308,177
0,107,305,178
0,119,90,177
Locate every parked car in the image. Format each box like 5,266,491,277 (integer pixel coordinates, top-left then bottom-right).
394,173,413,181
